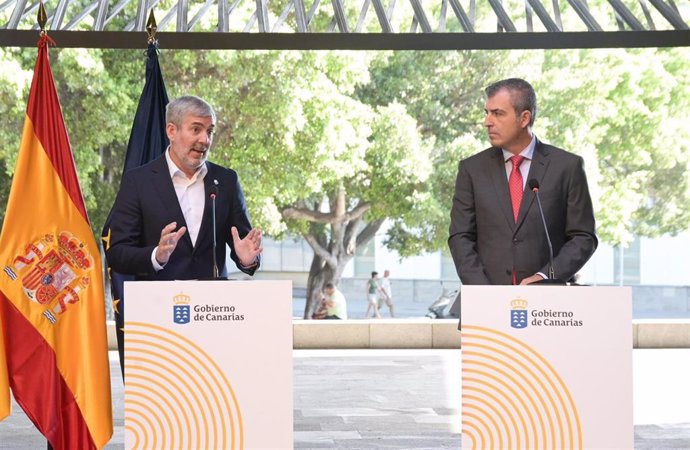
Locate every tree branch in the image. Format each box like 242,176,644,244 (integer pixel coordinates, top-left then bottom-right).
303,233,337,267
356,218,385,247
281,201,371,224
282,207,333,224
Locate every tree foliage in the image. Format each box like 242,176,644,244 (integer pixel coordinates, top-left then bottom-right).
535,48,690,244
0,46,688,317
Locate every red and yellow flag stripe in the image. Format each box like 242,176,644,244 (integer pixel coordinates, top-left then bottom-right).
0,35,112,449
0,317,8,421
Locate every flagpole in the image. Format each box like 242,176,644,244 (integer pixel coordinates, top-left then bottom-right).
147,9,158,44
102,6,170,383
39,5,54,450
37,0,46,34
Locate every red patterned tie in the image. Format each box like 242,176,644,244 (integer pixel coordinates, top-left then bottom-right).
509,155,525,223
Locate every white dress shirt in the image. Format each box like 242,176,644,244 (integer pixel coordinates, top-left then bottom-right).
502,134,537,188
152,149,207,270
502,135,546,280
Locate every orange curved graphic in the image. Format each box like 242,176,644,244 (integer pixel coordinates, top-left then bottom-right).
462,324,582,450
124,321,243,450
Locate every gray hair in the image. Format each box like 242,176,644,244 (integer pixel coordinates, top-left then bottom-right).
485,78,537,128
166,95,216,127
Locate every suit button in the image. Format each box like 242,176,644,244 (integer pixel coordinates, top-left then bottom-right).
513,238,518,244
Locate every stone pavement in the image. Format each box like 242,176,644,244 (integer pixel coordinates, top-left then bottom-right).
1,349,689,449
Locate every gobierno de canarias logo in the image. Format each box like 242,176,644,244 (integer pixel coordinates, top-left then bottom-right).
510,297,529,329
173,292,191,325
3,231,93,325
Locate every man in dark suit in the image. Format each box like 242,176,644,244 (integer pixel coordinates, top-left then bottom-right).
106,95,262,280
448,78,597,285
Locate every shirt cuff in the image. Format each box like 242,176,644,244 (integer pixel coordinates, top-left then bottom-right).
151,247,165,272
238,257,258,270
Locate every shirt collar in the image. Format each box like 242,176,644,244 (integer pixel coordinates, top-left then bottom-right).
502,134,537,162
165,146,208,180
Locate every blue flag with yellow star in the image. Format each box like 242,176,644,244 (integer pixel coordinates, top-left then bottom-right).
101,41,169,379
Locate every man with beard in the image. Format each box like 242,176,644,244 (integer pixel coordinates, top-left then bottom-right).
106,95,262,280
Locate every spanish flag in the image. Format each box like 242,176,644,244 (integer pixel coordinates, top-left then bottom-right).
0,318,8,421
0,35,113,448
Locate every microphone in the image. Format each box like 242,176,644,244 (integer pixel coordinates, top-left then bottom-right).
210,179,219,279
528,179,556,280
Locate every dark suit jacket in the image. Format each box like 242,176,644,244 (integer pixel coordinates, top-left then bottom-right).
106,155,259,280
448,140,597,285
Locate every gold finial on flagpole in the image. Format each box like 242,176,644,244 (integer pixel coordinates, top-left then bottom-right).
146,9,158,43
38,1,48,34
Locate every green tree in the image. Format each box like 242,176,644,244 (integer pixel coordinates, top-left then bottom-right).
356,50,533,256
1,46,688,315
0,47,33,226
160,50,434,316
535,48,690,246
0,46,142,237
360,48,690,257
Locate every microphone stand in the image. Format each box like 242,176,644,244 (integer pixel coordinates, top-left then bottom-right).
211,192,219,278
207,181,225,280
529,179,564,285
534,187,555,280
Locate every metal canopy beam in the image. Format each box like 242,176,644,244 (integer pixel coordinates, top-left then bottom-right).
448,0,475,32
486,0,517,31
525,0,561,31
6,0,29,29
409,0,432,32
50,0,71,30
331,0,350,32
649,0,689,28
1,29,688,49
1,0,688,47
256,0,270,32
607,0,646,30
94,0,110,31
64,1,99,30
371,0,393,32
294,0,309,31
567,0,603,31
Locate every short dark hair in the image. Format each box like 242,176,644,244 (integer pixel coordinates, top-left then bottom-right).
325,282,335,289
485,78,537,128
371,271,378,277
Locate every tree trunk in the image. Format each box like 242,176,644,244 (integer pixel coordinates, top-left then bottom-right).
304,255,327,319
302,218,384,319
284,189,386,319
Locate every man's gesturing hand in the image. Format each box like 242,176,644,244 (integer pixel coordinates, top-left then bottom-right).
155,221,187,266
520,274,546,285
231,227,263,267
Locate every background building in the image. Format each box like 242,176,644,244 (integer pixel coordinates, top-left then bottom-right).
250,222,690,319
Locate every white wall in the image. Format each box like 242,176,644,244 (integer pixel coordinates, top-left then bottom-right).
343,223,441,280
579,243,615,285
253,226,690,287
640,234,690,285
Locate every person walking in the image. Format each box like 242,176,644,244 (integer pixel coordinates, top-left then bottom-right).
378,269,395,317
365,271,383,318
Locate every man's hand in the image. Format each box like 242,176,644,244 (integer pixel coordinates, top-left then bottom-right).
520,273,546,285
231,226,263,267
155,222,187,266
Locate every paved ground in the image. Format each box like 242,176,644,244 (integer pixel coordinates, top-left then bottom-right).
1,349,689,449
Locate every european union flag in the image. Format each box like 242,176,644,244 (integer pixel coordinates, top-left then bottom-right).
102,41,169,380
